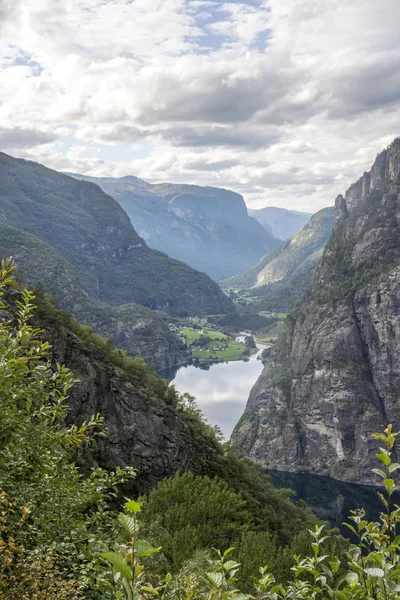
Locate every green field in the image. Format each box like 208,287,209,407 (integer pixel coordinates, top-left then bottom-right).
180,326,248,361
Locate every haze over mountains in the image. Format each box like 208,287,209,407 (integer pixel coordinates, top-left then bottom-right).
222,207,334,311
249,207,313,241
68,173,282,280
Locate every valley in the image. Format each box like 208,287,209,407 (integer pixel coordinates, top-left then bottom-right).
2,2,400,596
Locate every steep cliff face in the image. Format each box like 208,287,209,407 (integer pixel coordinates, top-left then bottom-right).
0,289,219,492
70,174,279,280
233,139,400,484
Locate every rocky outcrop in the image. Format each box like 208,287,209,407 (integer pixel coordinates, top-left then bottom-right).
233,139,400,484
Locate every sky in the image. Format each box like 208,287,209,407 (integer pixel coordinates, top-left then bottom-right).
0,0,399,212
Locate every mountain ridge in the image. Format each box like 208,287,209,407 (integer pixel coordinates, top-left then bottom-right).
248,206,313,240
68,172,281,280
0,152,233,316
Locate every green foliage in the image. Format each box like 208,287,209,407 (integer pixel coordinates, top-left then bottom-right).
139,473,250,571
0,258,136,598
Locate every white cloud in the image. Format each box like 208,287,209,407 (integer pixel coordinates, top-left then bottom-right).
0,0,400,212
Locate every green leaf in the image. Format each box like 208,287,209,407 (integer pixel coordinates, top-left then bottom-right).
141,586,159,595
135,539,160,558
101,551,132,582
371,468,387,479
207,572,223,588
346,572,358,586
224,560,240,571
332,591,348,600
125,499,141,514
389,462,400,473
384,478,395,495
377,453,391,466
118,513,136,536
364,567,384,577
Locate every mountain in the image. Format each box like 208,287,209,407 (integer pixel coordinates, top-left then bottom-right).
232,139,400,484
0,152,233,318
0,222,190,372
221,207,334,311
248,207,313,240
68,174,280,280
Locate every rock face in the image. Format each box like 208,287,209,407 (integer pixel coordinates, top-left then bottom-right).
1,289,219,492
233,139,400,484
221,207,334,312
70,174,280,280
249,206,312,241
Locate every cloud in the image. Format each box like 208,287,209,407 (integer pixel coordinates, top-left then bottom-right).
0,0,400,212
0,125,57,150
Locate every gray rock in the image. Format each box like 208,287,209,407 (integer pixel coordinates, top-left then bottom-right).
233,138,400,484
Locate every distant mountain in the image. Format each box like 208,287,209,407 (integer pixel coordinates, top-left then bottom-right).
0,152,235,369
68,174,280,280
0,152,233,316
221,207,334,311
249,206,313,240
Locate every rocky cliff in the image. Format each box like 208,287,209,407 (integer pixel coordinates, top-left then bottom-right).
70,174,280,280
233,139,400,484
1,288,220,493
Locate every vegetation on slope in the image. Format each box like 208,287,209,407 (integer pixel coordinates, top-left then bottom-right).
221,207,334,312
0,151,233,316
0,222,189,371
2,258,400,599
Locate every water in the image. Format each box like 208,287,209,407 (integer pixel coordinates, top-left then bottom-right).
171,341,265,439
268,470,400,538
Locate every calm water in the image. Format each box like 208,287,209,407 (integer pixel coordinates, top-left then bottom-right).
171,352,264,439
268,470,400,538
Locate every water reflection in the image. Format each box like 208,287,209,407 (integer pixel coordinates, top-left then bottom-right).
268,470,400,539
171,357,264,439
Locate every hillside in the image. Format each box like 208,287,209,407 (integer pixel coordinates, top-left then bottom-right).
0,222,189,371
69,174,280,280
232,139,400,484
221,207,334,311
248,206,312,240
0,152,233,316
